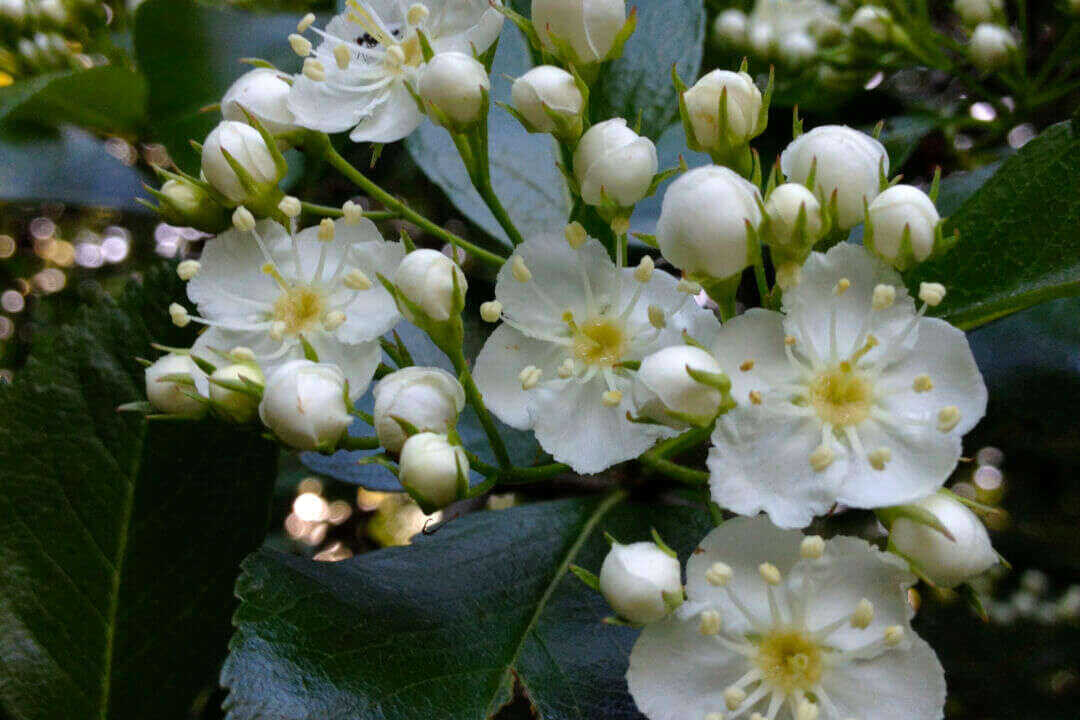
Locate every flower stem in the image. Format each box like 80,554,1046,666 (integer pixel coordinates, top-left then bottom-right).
300,201,396,221
313,134,508,268
338,435,381,451
464,449,570,484
647,423,714,460
638,454,709,486
452,126,525,247
449,347,512,468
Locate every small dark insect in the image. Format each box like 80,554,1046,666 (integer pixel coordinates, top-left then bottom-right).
356,33,379,48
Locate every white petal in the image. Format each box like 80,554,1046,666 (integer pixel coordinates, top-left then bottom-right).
187,221,287,317
472,323,567,430
783,244,917,366
305,333,382,400
495,233,617,339
684,516,806,634
431,2,505,55
339,242,406,343
348,80,424,144
790,535,915,654
627,610,751,720
819,635,946,720
287,72,384,134
708,406,843,529
876,317,987,436
529,374,671,474
616,264,721,358
709,308,790,405
835,415,961,509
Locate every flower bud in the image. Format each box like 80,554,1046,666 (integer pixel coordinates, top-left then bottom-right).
201,120,282,204
746,19,775,57
850,6,892,44
599,541,682,624
762,182,825,257
398,432,469,509
210,362,264,424
778,31,817,67
888,492,998,588
866,184,941,269
656,165,762,280
221,68,298,136
780,124,889,230
417,52,491,130
258,360,352,451
532,0,626,64
954,0,1003,26
712,8,747,47
393,248,468,323
635,346,727,427
510,65,584,138
373,367,466,453
573,118,658,209
683,69,763,154
968,23,1016,72
145,354,209,418
152,178,229,232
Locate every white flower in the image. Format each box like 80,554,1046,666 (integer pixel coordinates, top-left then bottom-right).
573,118,658,209
600,541,683,625
707,243,987,528
417,51,490,129
287,0,504,143
635,345,729,428
778,30,817,67
746,18,776,56
145,353,209,417
954,0,1002,26
473,232,721,474
259,359,353,450
888,492,998,588
780,125,889,230
186,217,404,398
762,182,825,256
398,431,468,508
628,517,946,720
510,64,584,135
201,121,281,204
0,0,26,25
532,0,625,63
656,165,763,280
393,248,467,323
210,362,264,423
683,69,763,151
221,68,298,135
713,8,748,46
866,184,941,270
850,5,892,43
968,23,1016,72
373,366,465,452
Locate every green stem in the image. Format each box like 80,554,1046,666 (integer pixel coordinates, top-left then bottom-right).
455,126,525,247
646,423,714,461
316,136,508,268
449,347,512,469
1033,24,1080,90
300,201,396,221
475,172,526,247
464,450,570,484
338,435,381,451
639,454,709,485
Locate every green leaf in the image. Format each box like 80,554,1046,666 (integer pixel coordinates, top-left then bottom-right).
0,265,278,720
870,114,938,171
405,26,571,246
222,494,711,720
589,0,706,141
134,0,299,172
0,66,148,134
906,121,1080,329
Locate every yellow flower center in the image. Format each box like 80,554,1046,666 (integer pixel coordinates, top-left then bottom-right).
755,629,824,693
572,317,627,368
808,363,873,427
273,285,326,336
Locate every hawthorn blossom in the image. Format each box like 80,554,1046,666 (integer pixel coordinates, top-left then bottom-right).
707,243,986,528
183,216,404,398
628,517,946,720
473,231,720,474
287,0,504,143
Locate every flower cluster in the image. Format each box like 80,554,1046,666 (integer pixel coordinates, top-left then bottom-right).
135,1,1006,717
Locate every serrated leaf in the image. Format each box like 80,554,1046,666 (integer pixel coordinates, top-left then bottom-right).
0,265,278,720
222,494,711,720
906,121,1080,329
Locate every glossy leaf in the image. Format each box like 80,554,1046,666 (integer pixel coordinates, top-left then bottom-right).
222,494,711,720
906,121,1080,329
0,266,278,720
0,66,148,134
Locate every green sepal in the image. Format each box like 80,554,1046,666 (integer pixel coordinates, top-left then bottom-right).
239,57,279,71
604,7,638,63
154,372,197,387
398,225,417,253
453,448,470,503
650,528,678,558
601,615,641,628
792,105,804,138
207,375,263,400
298,334,319,362
569,564,601,591
416,29,435,62
681,330,707,350
389,414,421,439
662,589,685,613
957,582,990,622
685,365,732,393
117,400,155,413
491,2,543,54
603,531,620,546
632,232,659,249
876,505,955,541
928,166,942,204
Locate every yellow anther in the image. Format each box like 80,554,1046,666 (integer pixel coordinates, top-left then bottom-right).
648,305,666,330
677,279,702,295
749,390,762,405
407,3,429,25
705,562,733,587
868,447,892,471
343,269,372,291
565,221,588,249
872,283,896,310
511,255,532,282
480,301,502,323
601,389,623,407
519,365,542,390
289,33,312,57
168,303,190,327
297,12,315,31
384,44,406,68
634,255,655,283
723,687,746,710
852,598,874,628
323,310,346,331
759,563,782,585
342,200,364,224
333,44,351,69
302,58,326,81
784,335,797,346
937,405,961,432
884,625,904,646
232,206,256,232
913,374,933,392
278,196,302,218
919,282,946,306
698,610,722,636
177,260,201,281
230,346,256,363
833,277,851,295
810,444,835,472
318,218,335,242
800,535,825,560
739,360,755,372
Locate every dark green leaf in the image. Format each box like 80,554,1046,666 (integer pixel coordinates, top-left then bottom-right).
0,66,148,134
906,121,1080,329
134,0,299,172
222,494,711,720
871,114,938,171
0,265,278,720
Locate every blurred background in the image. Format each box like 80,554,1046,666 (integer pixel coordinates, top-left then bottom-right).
1,0,1078,718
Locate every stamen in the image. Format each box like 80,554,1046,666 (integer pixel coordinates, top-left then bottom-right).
912,374,933,392
784,335,797,346
724,687,747,711
871,283,896,310
230,346,256,363
833,278,851,296
302,58,326,81
648,305,666,330
342,200,364,224
480,301,502,323
323,310,346,331
867,447,891,471
795,699,819,720
634,256,654,283
297,13,315,32
800,536,825,560
809,444,834,472
884,625,904,646
344,269,372,290
278,196,302,218
261,262,290,291
333,43,351,69
848,334,879,365
677,279,702,295
407,2,429,25
601,389,623,407
557,358,575,378
519,365,542,390
706,562,733,586
699,610,722,636
232,206,256,232
918,282,946,306
511,255,532,282
565,221,588,249
177,260,200,281
739,360,754,372
347,0,396,46
937,406,961,432
749,391,763,405
169,303,190,327
384,44,406,68
852,598,874,629
289,33,312,57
